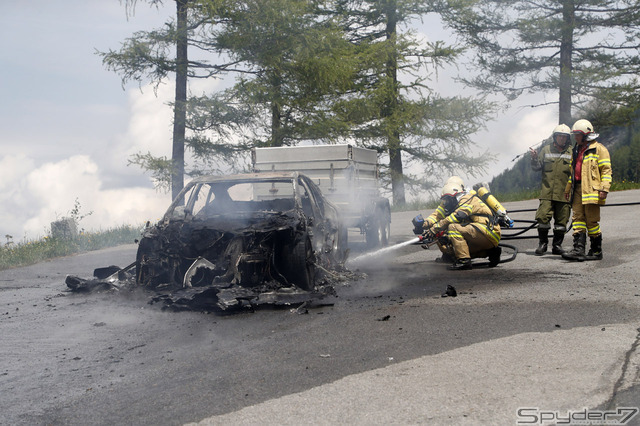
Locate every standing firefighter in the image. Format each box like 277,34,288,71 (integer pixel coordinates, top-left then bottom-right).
529,124,573,255
562,119,612,261
423,181,503,270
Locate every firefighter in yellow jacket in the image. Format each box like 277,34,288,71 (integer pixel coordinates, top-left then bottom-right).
562,119,612,261
424,181,502,270
412,176,466,263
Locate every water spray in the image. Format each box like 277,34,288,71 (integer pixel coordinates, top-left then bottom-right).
348,236,429,264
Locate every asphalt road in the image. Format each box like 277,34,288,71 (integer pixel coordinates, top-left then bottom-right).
1,190,640,425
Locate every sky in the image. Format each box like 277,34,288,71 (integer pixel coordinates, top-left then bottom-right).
0,1,556,241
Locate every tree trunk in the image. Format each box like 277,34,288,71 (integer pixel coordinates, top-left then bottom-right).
172,0,188,202
384,0,405,205
559,0,575,125
270,100,283,147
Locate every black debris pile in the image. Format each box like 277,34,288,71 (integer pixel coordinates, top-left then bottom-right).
441,284,457,298
65,263,136,293
66,259,358,313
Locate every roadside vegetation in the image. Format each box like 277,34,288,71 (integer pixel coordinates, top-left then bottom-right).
0,225,142,271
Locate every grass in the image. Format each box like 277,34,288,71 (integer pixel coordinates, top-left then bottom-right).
0,225,143,271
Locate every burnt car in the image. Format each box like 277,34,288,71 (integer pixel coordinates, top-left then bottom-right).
135,172,348,310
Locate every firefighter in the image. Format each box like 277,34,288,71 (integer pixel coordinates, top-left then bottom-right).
529,124,573,255
562,119,612,261
412,176,465,263
423,181,502,270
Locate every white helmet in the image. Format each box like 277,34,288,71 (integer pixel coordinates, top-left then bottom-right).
446,175,465,191
572,119,594,135
553,124,571,136
441,181,463,197
572,119,599,141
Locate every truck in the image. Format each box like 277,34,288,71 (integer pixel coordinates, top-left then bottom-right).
251,144,391,248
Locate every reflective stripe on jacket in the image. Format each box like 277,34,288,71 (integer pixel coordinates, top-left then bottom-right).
564,141,612,205
433,192,501,246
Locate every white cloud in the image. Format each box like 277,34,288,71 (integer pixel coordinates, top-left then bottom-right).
10,155,170,240
118,82,175,159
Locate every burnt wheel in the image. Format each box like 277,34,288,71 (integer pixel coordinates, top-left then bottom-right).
284,236,315,291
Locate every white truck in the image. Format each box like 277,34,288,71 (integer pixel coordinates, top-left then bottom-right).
251,144,391,248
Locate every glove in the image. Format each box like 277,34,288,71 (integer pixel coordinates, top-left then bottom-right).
423,226,437,239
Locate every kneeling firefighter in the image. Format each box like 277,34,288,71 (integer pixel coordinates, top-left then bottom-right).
417,181,508,270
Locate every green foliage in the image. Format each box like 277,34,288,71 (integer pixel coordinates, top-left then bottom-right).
437,0,640,122
105,0,496,204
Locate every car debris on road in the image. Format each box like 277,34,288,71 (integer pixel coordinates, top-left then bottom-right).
66,172,362,312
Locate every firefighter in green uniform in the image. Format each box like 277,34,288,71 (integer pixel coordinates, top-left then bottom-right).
529,124,573,255
423,181,502,270
562,119,612,261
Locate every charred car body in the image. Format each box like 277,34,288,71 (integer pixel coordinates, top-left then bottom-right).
136,172,348,310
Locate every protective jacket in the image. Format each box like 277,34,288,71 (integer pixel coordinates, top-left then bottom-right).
564,140,612,205
424,203,447,229
431,192,501,246
531,141,572,202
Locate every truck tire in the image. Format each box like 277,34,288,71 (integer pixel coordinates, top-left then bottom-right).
379,204,391,246
378,216,389,246
365,205,390,248
365,219,380,249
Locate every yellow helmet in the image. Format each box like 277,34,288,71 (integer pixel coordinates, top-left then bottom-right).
572,119,594,135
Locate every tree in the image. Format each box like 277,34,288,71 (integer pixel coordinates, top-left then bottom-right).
101,0,229,200
194,0,359,148
437,0,640,125
191,0,495,204
325,0,495,204
106,0,495,205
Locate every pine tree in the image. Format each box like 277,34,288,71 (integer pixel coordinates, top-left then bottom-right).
437,0,640,124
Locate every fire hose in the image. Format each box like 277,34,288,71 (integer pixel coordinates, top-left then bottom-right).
501,201,640,240
410,199,640,266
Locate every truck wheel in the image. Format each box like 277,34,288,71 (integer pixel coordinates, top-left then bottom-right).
378,218,389,246
365,207,389,248
365,220,380,249
379,205,391,246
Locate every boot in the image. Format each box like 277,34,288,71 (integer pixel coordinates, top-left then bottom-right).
488,246,502,267
435,252,456,264
448,258,472,270
551,230,565,255
535,228,549,255
562,233,586,262
585,235,603,261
